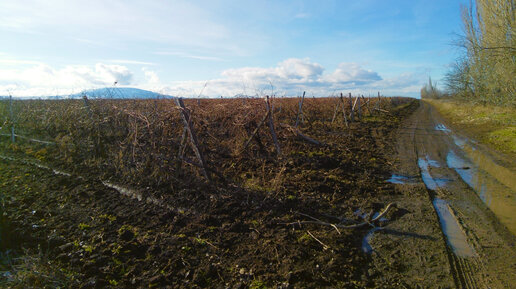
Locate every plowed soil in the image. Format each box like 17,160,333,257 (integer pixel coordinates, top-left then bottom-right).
1,98,515,288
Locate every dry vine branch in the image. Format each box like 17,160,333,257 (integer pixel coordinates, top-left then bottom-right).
279,123,324,146
374,108,391,114
295,91,305,128
240,110,270,153
307,231,330,250
265,95,281,155
283,203,396,229
175,97,210,181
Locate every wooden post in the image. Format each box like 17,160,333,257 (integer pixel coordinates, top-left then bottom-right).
82,95,93,117
362,95,371,116
339,93,349,127
175,97,210,180
295,91,305,128
265,95,281,155
9,94,14,143
348,93,354,122
357,96,362,120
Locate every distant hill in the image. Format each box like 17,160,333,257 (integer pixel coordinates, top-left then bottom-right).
72,87,173,99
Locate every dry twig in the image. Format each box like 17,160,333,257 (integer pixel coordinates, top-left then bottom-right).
307,230,330,250
284,203,395,230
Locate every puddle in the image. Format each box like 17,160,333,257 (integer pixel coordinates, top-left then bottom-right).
451,135,467,148
447,150,516,234
387,174,418,184
362,227,383,254
353,209,368,219
371,212,388,222
435,124,451,132
418,157,450,190
432,198,476,257
426,158,440,168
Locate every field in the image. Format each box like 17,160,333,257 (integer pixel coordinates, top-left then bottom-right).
0,96,423,288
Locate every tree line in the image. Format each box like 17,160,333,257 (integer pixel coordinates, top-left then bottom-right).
423,0,515,105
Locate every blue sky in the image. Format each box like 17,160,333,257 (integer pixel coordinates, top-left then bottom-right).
0,0,467,97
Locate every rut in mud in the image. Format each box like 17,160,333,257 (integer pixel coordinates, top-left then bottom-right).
391,101,516,288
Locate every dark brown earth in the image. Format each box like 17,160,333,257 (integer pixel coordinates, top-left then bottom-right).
1,99,515,288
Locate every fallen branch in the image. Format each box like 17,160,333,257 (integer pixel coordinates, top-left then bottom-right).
280,123,324,146
175,97,210,181
240,110,270,153
178,156,227,184
283,203,395,229
374,108,391,114
307,231,330,250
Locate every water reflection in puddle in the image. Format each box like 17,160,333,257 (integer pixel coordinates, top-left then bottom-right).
447,150,516,234
418,157,450,190
435,124,451,132
432,198,476,257
387,174,418,184
362,227,383,254
451,135,467,148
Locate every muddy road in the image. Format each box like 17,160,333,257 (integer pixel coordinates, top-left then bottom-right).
375,101,516,288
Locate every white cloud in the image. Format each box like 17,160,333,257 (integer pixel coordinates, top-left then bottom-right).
221,58,324,84
1,58,424,97
154,58,421,97
323,63,381,84
196,58,383,96
143,68,160,85
163,60,408,96
0,62,133,96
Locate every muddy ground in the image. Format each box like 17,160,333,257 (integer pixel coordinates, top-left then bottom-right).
0,99,515,288
382,101,516,289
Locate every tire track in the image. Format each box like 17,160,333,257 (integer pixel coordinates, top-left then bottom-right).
409,101,516,288
0,154,194,216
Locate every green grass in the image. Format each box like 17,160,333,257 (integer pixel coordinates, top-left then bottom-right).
488,127,516,153
425,99,516,155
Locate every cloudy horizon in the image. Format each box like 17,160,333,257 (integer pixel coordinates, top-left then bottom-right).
0,0,466,97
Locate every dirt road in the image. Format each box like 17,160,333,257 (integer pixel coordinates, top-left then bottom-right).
370,101,516,288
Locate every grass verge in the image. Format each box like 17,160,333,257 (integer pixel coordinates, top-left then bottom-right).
425,99,516,156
